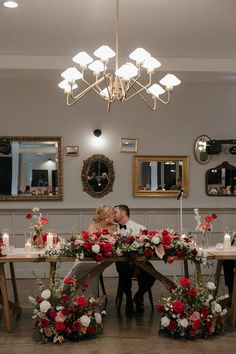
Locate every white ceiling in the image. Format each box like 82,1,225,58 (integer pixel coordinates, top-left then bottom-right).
1,0,236,81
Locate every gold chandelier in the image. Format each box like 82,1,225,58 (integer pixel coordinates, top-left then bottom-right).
58,0,181,112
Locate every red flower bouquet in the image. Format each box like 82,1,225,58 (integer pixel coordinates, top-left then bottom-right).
26,207,48,248
29,275,105,343
157,277,227,339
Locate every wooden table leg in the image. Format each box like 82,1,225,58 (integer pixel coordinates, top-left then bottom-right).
0,263,12,332
214,260,223,297
183,260,189,278
49,262,57,282
229,260,236,327
9,263,19,305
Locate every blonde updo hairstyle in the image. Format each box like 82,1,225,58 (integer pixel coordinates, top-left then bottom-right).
93,204,113,223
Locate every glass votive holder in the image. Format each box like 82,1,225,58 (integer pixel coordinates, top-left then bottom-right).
216,242,223,249
1,229,10,251
223,227,232,249
24,231,32,252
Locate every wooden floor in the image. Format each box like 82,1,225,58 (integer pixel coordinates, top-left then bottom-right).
0,277,236,354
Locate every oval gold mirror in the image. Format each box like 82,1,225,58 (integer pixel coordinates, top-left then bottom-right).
81,154,115,198
194,135,211,164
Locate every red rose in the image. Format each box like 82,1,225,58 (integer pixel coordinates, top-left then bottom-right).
40,319,49,328
83,241,92,249
64,277,74,285
211,213,217,220
167,256,174,264
188,288,197,297
70,235,77,242
192,319,201,329
73,320,81,331
60,294,69,302
41,217,48,225
141,230,148,235
176,250,185,258
87,326,96,334
155,304,165,313
201,306,209,317
103,242,113,253
102,229,110,235
76,295,88,307
95,254,104,261
36,295,43,303
172,300,184,313
61,307,67,316
191,248,198,256
144,248,152,258
169,320,177,330
216,315,222,324
125,236,135,245
26,213,32,219
180,277,190,287
81,231,90,240
48,310,57,319
162,230,169,236
55,322,66,331
205,216,213,223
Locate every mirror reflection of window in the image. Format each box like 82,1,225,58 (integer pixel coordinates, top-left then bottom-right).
139,160,183,191
0,137,62,200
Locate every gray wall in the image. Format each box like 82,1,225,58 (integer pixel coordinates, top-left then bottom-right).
0,77,236,209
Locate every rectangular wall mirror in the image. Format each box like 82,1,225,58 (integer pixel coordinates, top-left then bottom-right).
0,136,63,201
133,155,189,197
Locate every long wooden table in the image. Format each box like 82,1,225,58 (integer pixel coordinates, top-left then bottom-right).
0,249,234,332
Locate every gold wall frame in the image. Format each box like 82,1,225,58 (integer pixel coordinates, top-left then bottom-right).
81,154,115,198
133,155,189,197
0,136,63,201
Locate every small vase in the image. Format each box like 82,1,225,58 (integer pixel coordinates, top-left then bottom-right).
202,231,209,249
33,233,45,249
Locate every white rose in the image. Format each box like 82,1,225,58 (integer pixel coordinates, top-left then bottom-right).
214,303,222,313
152,236,160,245
94,312,102,324
92,244,100,254
161,316,170,327
80,315,91,327
221,308,227,316
41,289,51,300
206,282,216,291
179,318,188,328
39,300,51,313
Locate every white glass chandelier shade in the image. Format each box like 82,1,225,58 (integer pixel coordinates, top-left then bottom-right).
115,63,138,80
58,79,78,93
159,74,181,89
59,0,181,111
129,48,151,64
147,84,165,97
72,52,93,66
94,46,116,61
142,57,161,71
61,67,82,81
88,60,107,74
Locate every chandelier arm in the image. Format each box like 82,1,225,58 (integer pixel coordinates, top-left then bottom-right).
121,79,152,102
155,90,171,104
125,72,151,94
66,76,107,105
104,74,115,102
135,91,157,111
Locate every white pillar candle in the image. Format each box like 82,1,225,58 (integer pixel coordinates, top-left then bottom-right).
25,241,32,252
224,233,231,249
47,232,53,248
2,232,9,250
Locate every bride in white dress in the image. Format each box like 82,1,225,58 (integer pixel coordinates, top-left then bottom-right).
63,204,116,296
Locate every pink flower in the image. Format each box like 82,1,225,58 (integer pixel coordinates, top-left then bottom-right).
190,311,201,321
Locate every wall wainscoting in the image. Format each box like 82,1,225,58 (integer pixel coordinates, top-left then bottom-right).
1,207,235,278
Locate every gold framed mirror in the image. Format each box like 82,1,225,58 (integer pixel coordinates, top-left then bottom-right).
0,136,63,201
206,161,236,196
133,155,189,197
194,135,212,164
81,154,115,198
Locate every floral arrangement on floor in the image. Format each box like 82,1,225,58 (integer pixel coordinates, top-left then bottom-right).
44,228,202,265
157,277,227,339
26,207,48,248
194,209,217,248
28,275,105,344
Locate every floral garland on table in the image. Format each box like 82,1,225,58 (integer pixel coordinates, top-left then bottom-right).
45,228,202,265
157,277,227,339
26,207,48,248
29,275,105,344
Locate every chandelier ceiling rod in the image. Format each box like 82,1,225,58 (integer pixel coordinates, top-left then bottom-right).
58,0,181,112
